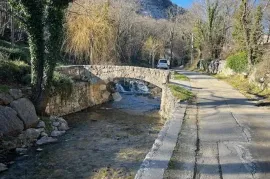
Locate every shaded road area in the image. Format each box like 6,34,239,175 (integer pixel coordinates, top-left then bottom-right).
165,71,270,179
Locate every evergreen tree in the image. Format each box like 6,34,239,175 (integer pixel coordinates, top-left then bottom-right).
8,0,72,114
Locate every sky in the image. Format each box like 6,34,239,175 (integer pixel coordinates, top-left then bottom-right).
171,0,193,8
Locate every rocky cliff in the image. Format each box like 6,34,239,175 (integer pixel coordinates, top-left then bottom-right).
138,0,185,19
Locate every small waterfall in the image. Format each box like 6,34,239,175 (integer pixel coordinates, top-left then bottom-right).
128,81,150,94
130,81,137,93
115,79,150,97
116,83,127,93
137,82,149,93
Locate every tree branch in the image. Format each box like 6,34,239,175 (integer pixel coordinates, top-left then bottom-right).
0,6,26,24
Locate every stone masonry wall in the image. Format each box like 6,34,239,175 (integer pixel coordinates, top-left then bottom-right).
160,85,179,119
46,82,110,116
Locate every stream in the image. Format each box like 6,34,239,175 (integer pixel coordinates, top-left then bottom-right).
0,81,164,179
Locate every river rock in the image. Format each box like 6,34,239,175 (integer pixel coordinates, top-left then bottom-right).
99,84,107,91
58,123,69,131
9,89,23,99
36,136,57,145
36,148,43,152
112,92,122,102
0,93,13,105
40,131,48,137
52,122,60,127
10,98,39,129
57,117,68,124
50,116,59,121
102,91,111,100
0,163,8,173
36,121,46,128
16,148,27,154
0,106,24,136
25,128,43,141
50,131,65,137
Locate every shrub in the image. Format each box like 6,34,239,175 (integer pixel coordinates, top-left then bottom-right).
0,40,30,64
0,85,10,93
0,60,31,83
51,72,74,100
254,51,270,86
0,46,30,64
21,74,31,85
226,51,248,73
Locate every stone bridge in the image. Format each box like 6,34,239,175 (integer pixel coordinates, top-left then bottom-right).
57,65,170,89
46,65,175,118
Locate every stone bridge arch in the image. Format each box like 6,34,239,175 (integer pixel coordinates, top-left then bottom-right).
47,65,172,117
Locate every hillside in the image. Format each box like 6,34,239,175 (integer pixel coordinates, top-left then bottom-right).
138,0,185,19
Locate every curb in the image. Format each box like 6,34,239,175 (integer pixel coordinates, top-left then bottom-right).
135,102,188,179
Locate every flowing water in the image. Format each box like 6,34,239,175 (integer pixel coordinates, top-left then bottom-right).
0,82,164,179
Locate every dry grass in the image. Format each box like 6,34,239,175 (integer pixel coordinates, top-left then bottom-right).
91,168,134,179
116,148,145,162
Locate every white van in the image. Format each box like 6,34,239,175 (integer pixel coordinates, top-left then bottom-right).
157,59,170,69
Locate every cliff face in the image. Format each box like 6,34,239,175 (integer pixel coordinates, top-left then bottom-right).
138,0,185,19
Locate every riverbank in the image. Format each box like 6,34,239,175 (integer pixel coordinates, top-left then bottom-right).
0,94,165,179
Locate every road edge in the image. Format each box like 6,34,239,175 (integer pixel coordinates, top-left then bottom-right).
135,101,188,179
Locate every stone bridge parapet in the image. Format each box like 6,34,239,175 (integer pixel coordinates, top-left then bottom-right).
56,65,170,88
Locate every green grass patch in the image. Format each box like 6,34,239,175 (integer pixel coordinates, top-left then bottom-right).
0,85,10,93
173,72,189,81
40,117,53,134
169,84,194,101
0,59,31,84
0,40,30,64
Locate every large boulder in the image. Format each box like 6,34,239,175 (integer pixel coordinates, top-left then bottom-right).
10,98,39,129
0,106,24,136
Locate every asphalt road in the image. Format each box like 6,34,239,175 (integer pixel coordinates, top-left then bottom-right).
166,70,270,179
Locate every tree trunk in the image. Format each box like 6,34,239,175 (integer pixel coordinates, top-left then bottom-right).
152,52,155,68
28,32,46,115
22,1,46,115
241,0,252,69
247,48,253,70
10,6,14,47
267,24,270,43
